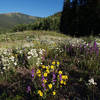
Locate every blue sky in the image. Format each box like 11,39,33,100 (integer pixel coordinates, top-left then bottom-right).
0,0,64,17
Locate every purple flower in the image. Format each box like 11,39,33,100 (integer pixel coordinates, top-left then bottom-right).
41,75,45,81
93,41,97,49
41,75,46,90
53,72,56,82
27,86,31,93
84,44,87,49
42,83,45,88
32,69,34,78
42,56,45,61
59,74,62,81
96,48,99,56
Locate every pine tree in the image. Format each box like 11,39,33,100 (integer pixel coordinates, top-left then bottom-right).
60,0,100,36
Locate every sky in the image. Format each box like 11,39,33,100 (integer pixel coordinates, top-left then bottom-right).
0,0,64,17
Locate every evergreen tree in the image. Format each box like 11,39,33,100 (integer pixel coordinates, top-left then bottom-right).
60,0,100,36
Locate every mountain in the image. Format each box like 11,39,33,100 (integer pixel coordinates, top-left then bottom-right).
0,12,39,31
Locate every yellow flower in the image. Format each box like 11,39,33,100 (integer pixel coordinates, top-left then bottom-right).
44,73,48,77
42,65,46,69
57,61,60,65
38,90,43,97
37,69,41,74
51,65,54,69
48,83,52,89
65,75,68,79
62,75,68,80
46,66,49,70
38,73,41,77
60,80,64,84
60,85,62,87
53,91,56,95
46,69,50,74
64,81,66,85
58,71,62,75
38,90,41,94
52,61,55,65
43,79,47,83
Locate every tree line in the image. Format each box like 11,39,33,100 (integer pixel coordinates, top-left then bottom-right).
12,13,61,32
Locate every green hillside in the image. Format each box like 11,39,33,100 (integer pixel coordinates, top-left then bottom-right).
12,12,61,32
0,12,39,31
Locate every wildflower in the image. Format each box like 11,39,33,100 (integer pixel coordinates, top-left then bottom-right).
64,81,66,85
60,85,62,87
14,62,17,66
27,86,31,93
48,83,52,89
46,69,50,74
59,74,62,81
42,83,45,88
88,78,97,85
62,75,68,80
60,80,64,84
38,90,43,97
53,72,56,82
43,79,47,83
42,65,46,69
53,91,56,95
9,56,14,62
51,65,54,69
37,69,41,74
57,61,60,65
44,73,48,77
52,61,55,65
27,56,31,59
93,41,97,49
59,71,62,75
32,69,34,78
42,56,45,61
46,66,49,70
38,74,41,77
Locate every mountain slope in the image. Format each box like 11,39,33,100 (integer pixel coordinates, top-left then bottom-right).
0,12,39,31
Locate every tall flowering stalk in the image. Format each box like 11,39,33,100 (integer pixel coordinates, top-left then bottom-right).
59,74,62,81
41,75,46,90
52,72,56,84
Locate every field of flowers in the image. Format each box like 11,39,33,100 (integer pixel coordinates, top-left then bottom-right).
0,31,100,100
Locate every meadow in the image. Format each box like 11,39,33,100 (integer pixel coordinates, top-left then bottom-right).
0,30,100,100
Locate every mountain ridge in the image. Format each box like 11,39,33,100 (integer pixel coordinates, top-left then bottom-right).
0,12,40,32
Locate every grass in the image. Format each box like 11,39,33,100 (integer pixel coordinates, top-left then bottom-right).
0,30,69,49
